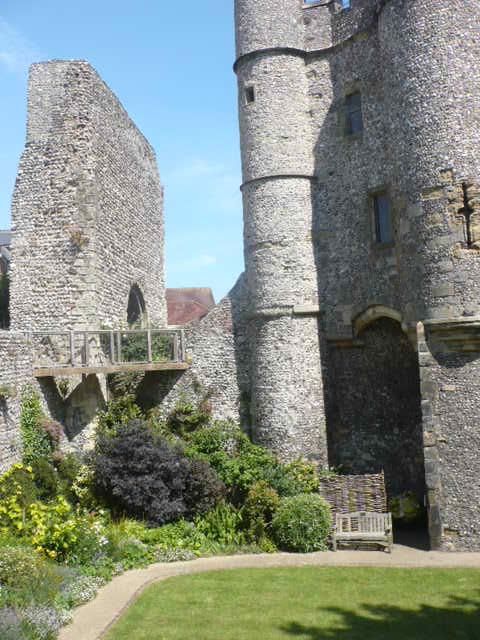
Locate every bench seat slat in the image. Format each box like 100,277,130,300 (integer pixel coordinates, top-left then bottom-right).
333,511,393,553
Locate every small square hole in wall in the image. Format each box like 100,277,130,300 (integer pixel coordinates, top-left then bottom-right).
245,86,255,104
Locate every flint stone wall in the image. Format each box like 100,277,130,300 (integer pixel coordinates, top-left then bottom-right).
137,275,250,428
235,0,480,548
10,60,166,332
0,333,34,473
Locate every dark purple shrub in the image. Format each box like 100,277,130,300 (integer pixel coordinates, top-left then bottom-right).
92,420,224,525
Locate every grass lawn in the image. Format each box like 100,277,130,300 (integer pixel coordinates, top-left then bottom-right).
105,567,480,640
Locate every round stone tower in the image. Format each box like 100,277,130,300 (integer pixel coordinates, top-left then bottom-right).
234,0,328,464
379,0,480,322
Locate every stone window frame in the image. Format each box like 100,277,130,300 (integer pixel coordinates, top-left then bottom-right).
338,83,364,141
244,85,255,106
369,186,395,249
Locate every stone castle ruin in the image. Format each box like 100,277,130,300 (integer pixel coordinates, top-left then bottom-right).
1,0,480,552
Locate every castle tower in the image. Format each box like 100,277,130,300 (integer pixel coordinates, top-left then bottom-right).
378,0,480,549
379,0,480,324
234,0,328,463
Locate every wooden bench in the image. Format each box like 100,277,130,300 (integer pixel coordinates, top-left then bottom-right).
332,512,393,552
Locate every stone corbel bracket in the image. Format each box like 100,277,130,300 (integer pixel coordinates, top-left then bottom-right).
423,316,480,353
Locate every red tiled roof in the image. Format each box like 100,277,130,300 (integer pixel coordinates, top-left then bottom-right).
166,288,215,325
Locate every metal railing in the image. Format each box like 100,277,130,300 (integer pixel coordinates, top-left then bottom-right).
27,328,186,370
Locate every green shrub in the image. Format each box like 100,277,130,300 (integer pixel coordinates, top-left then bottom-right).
166,393,212,438
138,520,206,552
271,494,332,553
108,372,144,398
20,388,51,465
95,395,142,441
0,546,62,606
27,497,107,563
283,459,320,494
31,458,59,500
242,481,280,543
0,463,37,508
55,453,83,502
186,422,304,502
195,502,245,546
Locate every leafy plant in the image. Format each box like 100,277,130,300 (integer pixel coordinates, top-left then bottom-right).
0,464,38,535
0,546,62,607
271,494,332,553
31,458,59,500
166,392,213,438
283,459,320,494
195,502,245,546
54,453,83,503
185,422,303,503
137,519,206,552
91,420,224,525
242,481,279,544
20,388,51,465
95,395,142,441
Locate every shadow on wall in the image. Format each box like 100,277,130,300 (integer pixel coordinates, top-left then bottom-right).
39,374,106,448
309,16,426,502
325,317,425,500
280,595,480,640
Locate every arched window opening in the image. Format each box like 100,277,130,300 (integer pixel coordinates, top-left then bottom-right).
127,284,146,327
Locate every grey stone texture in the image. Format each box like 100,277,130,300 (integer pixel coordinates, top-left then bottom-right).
137,275,250,428
0,332,34,474
1,0,479,556
0,61,167,469
10,61,166,331
234,0,480,549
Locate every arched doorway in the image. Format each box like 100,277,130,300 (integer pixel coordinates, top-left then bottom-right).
127,284,146,327
327,315,427,542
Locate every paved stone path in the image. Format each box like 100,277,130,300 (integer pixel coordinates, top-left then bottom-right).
59,545,480,640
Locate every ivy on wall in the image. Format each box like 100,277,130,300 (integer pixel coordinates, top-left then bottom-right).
20,388,51,465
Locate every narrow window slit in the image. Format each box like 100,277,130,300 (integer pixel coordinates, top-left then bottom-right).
459,182,475,248
245,86,255,104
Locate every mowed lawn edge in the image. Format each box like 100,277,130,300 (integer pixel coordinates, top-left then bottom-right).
104,566,480,640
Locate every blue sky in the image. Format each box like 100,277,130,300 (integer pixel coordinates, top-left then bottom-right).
0,1,243,301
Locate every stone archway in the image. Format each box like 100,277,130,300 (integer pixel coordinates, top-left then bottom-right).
127,284,146,327
327,316,425,503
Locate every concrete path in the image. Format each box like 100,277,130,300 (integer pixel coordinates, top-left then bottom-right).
59,545,480,640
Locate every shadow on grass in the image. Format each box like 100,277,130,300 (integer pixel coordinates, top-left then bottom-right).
281,595,480,640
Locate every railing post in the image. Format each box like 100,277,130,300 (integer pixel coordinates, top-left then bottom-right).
70,331,75,366
180,329,186,362
173,332,179,362
147,329,152,363
109,331,115,364
84,332,90,367
116,331,122,364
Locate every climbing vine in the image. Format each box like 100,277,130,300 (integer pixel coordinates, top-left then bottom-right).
20,387,51,465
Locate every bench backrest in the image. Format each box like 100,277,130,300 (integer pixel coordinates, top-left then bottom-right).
336,511,392,534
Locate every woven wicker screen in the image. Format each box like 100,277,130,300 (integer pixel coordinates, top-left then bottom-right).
318,472,387,514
